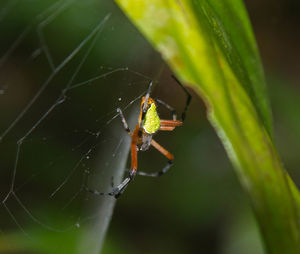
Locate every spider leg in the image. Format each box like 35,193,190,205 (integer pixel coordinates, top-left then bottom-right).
110,141,137,198
171,75,192,121
84,177,131,197
159,119,182,131
117,108,131,135
84,142,137,198
142,81,153,114
159,126,175,131
136,139,174,177
85,123,137,199
154,98,177,120
160,119,182,126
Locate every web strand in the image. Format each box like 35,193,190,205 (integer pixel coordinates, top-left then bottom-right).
0,0,155,243
0,13,111,141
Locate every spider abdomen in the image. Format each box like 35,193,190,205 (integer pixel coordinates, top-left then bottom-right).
142,103,160,134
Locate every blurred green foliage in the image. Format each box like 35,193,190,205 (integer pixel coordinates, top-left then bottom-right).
115,0,300,253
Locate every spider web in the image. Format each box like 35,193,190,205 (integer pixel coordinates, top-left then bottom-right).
0,0,163,252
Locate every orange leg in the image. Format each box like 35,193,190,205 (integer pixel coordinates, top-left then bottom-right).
159,119,182,131
151,139,174,161
160,119,183,127
111,129,139,198
131,142,137,172
159,126,175,131
136,139,174,177
130,125,140,172
90,128,139,199
102,143,137,199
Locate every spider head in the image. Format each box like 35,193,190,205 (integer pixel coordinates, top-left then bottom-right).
141,96,155,112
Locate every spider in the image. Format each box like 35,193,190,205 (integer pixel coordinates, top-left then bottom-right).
87,76,191,198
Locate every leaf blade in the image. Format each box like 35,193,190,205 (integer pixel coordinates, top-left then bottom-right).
115,0,300,253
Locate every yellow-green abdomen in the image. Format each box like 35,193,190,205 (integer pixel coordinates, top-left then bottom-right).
143,103,160,134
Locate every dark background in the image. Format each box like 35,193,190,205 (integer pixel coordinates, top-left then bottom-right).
0,0,299,253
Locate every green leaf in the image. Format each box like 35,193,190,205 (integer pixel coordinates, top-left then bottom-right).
115,0,300,253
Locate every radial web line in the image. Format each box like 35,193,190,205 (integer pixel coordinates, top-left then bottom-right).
0,13,111,141
37,0,76,71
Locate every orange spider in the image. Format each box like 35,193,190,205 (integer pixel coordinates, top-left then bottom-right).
87,76,191,198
